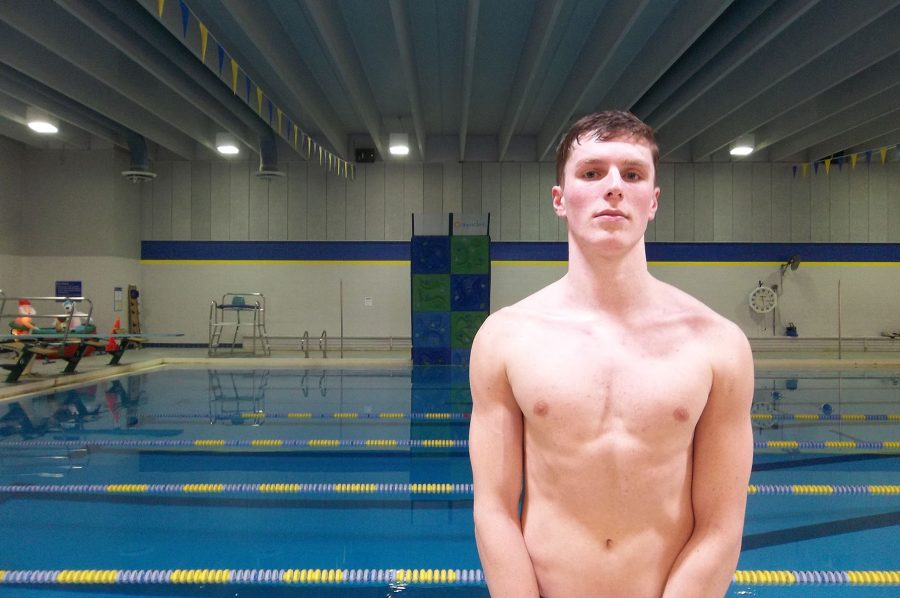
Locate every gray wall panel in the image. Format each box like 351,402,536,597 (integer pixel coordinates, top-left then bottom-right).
384,164,404,240
190,161,211,240
326,171,347,240
402,164,423,239
364,163,385,240
673,164,694,242
171,161,191,240
151,161,173,240
654,163,674,242
228,162,249,240
810,170,830,242
521,163,540,241
693,164,714,242
442,162,462,215
345,167,366,240
482,163,501,235
248,170,269,240
829,167,849,242
731,164,752,242
751,164,772,242
210,161,230,240
306,163,326,240
287,160,308,241
500,163,521,241
462,162,482,214
848,165,869,242
268,174,288,241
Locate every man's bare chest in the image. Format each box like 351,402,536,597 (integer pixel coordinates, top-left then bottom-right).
506,328,713,441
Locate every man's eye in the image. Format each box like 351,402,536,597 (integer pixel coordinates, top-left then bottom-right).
625,171,641,180
583,170,598,178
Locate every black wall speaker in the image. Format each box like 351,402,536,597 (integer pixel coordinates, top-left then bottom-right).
355,148,376,163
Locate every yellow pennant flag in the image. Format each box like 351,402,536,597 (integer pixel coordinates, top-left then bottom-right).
199,23,209,63
880,147,888,164
230,59,238,93
306,135,312,159
851,153,858,169
256,87,263,113
801,163,808,177
328,153,332,171
318,146,323,165
158,0,165,17
276,109,283,134
824,158,831,175
293,124,299,147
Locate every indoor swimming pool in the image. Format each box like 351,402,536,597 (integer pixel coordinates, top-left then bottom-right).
0,366,897,597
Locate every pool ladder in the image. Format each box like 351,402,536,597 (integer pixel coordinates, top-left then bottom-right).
299,330,328,358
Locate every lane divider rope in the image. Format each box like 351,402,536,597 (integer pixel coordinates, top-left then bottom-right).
2,483,898,496
5,439,900,451
0,439,468,450
754,440,900,450
1,569,898,586
144,412,472,421
752,414,900,421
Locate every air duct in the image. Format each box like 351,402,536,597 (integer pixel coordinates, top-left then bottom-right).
256,131,285,179
121,132,157,183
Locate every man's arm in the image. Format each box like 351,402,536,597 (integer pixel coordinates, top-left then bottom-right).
663,323,754,598
468,313,540,598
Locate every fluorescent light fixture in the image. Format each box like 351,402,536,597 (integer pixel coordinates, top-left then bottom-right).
216,132,240,155
389,133,409,156
729,134,755,157
26,107,58,134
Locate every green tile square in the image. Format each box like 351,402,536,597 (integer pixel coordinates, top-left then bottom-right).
451,235,490,274
451,311,488,348
412,274,451,312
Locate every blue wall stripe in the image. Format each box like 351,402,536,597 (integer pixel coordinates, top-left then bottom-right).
142,241,899,263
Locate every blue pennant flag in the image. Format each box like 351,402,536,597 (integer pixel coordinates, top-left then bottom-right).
217,45,225,75
246,77,252,103
179,0,189,37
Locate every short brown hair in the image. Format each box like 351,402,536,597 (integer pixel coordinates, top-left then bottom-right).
555,110,658,186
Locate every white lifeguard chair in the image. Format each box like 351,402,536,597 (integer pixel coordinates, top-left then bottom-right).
208,292,271,356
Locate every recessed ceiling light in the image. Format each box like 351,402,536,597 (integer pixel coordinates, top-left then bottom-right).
216,132,240,155
729,134,755,157
26,107,58,134
389,132,409,156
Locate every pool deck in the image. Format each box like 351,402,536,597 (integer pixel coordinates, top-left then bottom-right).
1,345,899,402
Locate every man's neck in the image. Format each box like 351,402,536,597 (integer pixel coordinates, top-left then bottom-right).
562,240,654,313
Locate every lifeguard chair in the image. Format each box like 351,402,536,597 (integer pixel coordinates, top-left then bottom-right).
208,292,271,356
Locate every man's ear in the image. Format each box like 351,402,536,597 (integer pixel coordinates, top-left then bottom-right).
648,186,660,221
552,185,566,218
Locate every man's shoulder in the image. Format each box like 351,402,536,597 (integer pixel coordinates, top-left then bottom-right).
656,281,747,344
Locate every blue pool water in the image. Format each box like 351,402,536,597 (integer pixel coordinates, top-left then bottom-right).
0,366,897,597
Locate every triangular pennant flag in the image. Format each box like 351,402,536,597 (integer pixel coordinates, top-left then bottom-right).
158,0,165,17
318,146,323,165
865,150,872,164
199,23,208,63
851,153,858,169
837,156,843,171
230,59,238,93
293,124,298,147
217,45,225,75
880,147,888,164
307,136,312,159
824,158,831,175
801,163,808,177
179,0,189,37
267,99,273,125
792,165,797,178
813,162,819,174
256,87,263,113
245,77,252,103
276,108,283,134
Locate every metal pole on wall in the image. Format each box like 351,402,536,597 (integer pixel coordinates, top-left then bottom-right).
339,279,344,359
837,279,842,360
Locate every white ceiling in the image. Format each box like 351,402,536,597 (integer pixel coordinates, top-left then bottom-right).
1,0,898,166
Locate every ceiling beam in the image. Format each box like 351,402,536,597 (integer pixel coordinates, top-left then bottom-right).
389,0,426,160
0,2,219,155
301,0,385,159
595,0,735,112
496,0,566,162
635,0,793,125
204,0,349,157
657,0,896,157
690,14,900,160
0,65,123,146
459,0,480,161
535,0,654,161
0,22,197,158
0,90,92,149
769,93,900,162
755,52,900,155
56,0,262,152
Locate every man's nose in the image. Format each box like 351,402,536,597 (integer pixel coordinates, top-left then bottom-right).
605,168,624,200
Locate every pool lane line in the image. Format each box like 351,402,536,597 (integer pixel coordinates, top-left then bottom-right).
2,483,898,496
2,438,899,451
752,413,900,422
0,568,898,586
0,439,468,449
140,411,897,423
142,411,472,421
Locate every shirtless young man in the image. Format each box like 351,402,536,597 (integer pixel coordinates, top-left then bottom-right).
468,111,754,598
